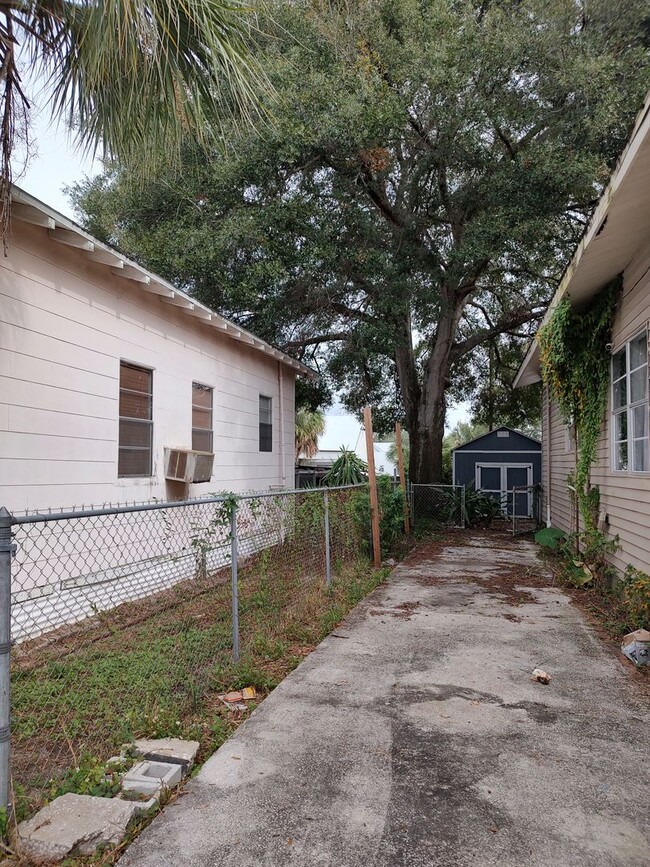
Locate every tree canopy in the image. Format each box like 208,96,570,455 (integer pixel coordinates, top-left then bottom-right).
71,0,650,481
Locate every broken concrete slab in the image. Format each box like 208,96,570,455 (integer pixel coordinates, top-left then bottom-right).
17,793,138,860
130,737,200,771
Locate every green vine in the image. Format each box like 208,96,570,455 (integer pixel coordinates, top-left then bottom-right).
538,278,621,532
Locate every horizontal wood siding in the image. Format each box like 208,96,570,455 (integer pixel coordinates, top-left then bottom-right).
592,243,650,574
547,243,650,574
0,223,296,512
547,398,575,535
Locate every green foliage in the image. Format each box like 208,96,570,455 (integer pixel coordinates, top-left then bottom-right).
622,566,650,630
351,476,404,556
50,753,131,800
71,0,650,481
539,280,621,532
462,486,502,528
452,336,543,434
323,448,368,486
535,527,567,550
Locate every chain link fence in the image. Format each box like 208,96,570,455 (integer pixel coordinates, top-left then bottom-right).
409,484,465,531
0,484,368,817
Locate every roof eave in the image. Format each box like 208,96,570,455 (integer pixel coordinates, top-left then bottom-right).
10,186,317,380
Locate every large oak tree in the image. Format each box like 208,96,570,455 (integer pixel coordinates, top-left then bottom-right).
72,0,650,482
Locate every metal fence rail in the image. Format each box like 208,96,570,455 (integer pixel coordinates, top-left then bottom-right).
409,484,465,530
0,484,368,815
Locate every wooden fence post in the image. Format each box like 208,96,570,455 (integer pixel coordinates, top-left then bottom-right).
363,406,382,568
395,423,411,535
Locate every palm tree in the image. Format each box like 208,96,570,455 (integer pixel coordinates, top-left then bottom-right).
0,0,265,243
295,407,325,459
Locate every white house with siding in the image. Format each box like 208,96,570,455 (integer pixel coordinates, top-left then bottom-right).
515,92,650,577
0,186,315,515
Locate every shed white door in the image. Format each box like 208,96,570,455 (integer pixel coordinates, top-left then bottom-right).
476,463,532,516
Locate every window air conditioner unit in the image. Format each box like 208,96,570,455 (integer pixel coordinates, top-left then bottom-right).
164,448,214,483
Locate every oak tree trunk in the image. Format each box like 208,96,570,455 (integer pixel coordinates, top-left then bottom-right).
398,288,463,485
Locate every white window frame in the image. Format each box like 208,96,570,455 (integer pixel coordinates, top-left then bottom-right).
611,327,649,474
118,361,153,478
191,382,214,453
259,394,273,453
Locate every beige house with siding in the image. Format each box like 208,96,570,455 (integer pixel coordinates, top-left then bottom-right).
0,186,314,515
515,94,650,576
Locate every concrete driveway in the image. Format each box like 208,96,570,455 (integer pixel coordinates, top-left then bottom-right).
122,532,650,867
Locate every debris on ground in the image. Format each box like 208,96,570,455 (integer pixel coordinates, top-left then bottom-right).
219,687,257,711
531,668,551,685
621,629,650,666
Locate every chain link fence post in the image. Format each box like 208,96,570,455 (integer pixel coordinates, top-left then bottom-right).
0,508,14,814
461,485,466,529
230,500,240,662
323,489,331,588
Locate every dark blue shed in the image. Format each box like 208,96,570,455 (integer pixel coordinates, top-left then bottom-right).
452,426,541,517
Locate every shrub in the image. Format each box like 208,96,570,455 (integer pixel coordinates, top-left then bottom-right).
622,566,650,630
462,485,502,527
351,476,404,556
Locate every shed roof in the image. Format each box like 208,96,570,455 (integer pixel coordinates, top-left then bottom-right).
452,426,541,452
514,91,650,388
10,185,317,379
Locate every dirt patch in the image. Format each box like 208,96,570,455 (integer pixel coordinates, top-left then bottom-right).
406,529,554,607
369,601,421,621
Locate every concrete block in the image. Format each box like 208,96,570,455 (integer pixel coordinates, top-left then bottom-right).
130,737,200,770
122,760,183,798
17,793,138,860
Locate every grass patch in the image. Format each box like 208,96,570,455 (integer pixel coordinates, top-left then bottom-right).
10,549,388,826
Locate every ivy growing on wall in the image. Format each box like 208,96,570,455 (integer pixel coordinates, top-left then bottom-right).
538,277,622,531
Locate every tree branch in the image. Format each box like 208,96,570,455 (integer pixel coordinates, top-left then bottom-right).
450,304,544,361
281,331,349,350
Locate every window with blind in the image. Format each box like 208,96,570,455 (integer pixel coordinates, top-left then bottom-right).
612,330,649,473
118,362,153,477
192,382,213,452
259,395,272,452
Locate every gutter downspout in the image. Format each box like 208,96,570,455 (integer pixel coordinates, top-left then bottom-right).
278,362,287,488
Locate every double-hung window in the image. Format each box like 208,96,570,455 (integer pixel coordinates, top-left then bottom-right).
612,330,649,472
118,362,153,477
259,395,273,452
192,383,214,452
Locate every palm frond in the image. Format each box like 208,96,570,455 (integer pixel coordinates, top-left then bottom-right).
0,0,268,246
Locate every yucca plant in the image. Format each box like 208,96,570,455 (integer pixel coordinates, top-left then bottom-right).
0,0,266,243
323,447,367,486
